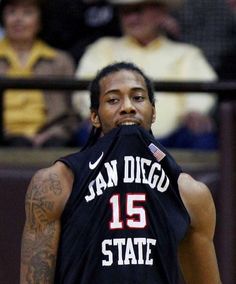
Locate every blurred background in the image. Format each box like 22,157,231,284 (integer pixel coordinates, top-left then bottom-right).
0,0,235,283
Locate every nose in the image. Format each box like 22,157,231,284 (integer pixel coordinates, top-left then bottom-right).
120,97,136,114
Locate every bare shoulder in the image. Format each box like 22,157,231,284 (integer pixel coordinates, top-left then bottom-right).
178,172,213,202
178,172,216,233
177,175,221,283
25,161,74,221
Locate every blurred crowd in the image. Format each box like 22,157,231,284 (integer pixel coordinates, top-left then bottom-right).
1,0,236,149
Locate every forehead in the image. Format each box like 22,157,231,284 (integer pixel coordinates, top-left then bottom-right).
119,3,157,12
99,69,147,94
3,1,39,10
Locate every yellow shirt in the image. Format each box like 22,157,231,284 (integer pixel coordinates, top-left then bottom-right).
74,36,217,138
0,38,56,136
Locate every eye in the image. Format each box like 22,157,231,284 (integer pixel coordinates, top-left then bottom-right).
133,94,145,102
107,98,119,105
24,8,38,17
4,7,16,16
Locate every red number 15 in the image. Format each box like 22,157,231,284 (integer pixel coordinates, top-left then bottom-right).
109,193,147,230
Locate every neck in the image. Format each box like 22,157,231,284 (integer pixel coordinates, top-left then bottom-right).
8,38,35,66
129,32,160,46
8,38,35,53
136,36,156,46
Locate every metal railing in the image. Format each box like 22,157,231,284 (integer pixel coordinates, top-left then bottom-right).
0,76,235,142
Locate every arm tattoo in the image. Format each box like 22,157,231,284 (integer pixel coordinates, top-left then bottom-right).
21,171,63,283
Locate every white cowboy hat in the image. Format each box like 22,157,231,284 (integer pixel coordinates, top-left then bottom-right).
107,0,184,9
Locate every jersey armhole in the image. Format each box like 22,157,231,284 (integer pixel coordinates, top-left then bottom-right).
55,158,77,218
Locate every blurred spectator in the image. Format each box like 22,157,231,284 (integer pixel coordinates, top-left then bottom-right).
0,0,77,147
217,0,236,80
174,0,236,74
74,0,218,149
40,0,121,64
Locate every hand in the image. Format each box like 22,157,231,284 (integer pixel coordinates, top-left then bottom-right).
32,132,52,147
159,14,181,39
182,112,215,134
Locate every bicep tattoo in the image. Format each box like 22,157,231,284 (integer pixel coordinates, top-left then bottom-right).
21,171,63,283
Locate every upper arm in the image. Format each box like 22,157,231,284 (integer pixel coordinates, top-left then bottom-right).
44,52,75,123
55,50,75,75
20,162,73,283
178,173,221,284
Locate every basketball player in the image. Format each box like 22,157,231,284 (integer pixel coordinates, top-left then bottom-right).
20,62,221,283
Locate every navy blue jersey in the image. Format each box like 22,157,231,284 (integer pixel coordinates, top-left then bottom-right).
54,125,190,284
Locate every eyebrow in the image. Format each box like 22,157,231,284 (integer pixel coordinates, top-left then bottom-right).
103,86,147,96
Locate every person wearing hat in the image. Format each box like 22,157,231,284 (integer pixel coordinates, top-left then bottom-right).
0,0,76,147
73,0,218,150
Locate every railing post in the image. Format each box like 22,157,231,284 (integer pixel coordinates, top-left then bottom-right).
217,101,236,284
0,88,4,145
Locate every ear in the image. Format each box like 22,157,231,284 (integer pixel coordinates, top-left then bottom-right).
151,106,156,123
90,111,101,128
